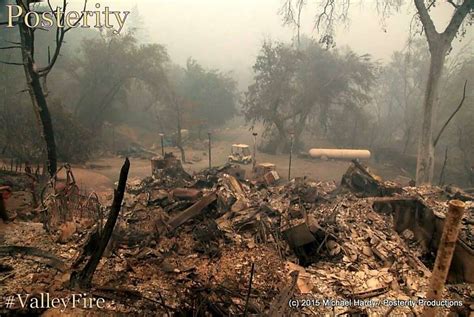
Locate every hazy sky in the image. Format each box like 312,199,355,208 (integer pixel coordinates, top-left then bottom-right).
68,0,470,87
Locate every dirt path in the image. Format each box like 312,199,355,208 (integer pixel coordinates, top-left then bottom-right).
70,126,406,194
71,152,358,195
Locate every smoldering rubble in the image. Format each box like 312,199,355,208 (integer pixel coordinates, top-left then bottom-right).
0,155,473,316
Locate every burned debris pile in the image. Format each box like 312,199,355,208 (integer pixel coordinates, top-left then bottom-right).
1,155,473,316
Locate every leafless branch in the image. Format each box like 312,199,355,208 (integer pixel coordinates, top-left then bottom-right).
38,0,88,77
280,0,306,46
433,80,468,148
447,0,461,9
0,46,21,50
443,0,473,43
0,21,18,26
315,0,336,33
65,0,88,32
280,0,297,26
0,60,23,66
413,0,439,43
438,147,449,186
3,40,21,45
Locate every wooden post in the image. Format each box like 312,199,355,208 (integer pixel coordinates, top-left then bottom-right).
252,132,258,169
422,200,465,317
160,133,165,156
288,133,294,181
208,132,212,169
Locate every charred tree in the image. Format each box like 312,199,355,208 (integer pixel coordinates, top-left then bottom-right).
70,158,130,289
17,5,57,176
2,0,87,177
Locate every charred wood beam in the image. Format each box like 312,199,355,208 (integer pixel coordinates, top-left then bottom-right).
166,192,217,232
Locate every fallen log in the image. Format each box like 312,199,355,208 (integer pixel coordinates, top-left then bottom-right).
0,245,66,272
166,192,217,231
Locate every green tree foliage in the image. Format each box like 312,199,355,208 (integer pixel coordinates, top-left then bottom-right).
70,31,169,130
243,39,376,153
178,59,238,129
155,58,238,155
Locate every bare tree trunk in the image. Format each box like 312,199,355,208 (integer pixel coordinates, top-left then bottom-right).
413,0,472,185
416,45,446,185
293,110,309,151
17,2,57,177
273,122,287,154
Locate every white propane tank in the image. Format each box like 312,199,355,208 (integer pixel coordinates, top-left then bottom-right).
308,149,371,160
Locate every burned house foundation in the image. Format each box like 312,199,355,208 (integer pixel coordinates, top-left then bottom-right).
0,157,473,316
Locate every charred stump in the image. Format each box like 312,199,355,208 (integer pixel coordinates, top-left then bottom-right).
70,158,130,289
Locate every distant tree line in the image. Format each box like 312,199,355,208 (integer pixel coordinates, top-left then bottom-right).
243,35,473,186
0,14,238,165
